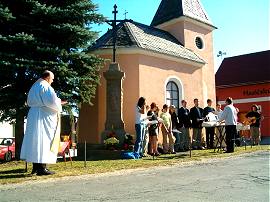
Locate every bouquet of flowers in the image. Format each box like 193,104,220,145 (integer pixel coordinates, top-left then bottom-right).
104,131,119,150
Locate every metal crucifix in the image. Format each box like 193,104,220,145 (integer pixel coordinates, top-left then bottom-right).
106,4,132,63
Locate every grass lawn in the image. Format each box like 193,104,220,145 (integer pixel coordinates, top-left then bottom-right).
0,145,269,185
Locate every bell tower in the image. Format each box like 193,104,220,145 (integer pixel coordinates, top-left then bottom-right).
151,0,217,105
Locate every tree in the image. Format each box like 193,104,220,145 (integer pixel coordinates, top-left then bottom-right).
0,0,105,159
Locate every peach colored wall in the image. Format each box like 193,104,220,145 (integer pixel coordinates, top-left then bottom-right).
78,61,105,144
78,97,100,144
119,54,140,135
183,21,216,106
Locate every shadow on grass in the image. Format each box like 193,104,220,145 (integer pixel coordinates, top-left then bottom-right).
74,150,124,161
66,156,122,162
155,153,191,160
0,168,26,174
0,168,32,180
0,173,32,179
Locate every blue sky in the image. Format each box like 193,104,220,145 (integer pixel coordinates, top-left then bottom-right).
91,0,269,72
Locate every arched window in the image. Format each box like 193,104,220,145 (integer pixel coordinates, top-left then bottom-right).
166,81,179,109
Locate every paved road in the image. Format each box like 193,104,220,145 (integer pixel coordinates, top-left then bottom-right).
0,151,269,202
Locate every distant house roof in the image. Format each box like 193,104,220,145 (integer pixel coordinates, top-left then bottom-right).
151,0,214,27
89,21,205,64
215,50,270,88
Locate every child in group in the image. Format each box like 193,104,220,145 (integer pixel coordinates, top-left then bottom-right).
147,102,160,156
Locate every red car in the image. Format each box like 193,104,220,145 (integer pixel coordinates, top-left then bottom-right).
0,138,15,162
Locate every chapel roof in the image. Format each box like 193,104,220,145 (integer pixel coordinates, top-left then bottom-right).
89,21,205,64
151,0,214,27
215,50,270,88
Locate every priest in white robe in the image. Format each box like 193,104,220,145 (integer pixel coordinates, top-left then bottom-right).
20,70,64,175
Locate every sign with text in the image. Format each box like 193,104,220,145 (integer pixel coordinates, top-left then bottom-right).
243,88,270,97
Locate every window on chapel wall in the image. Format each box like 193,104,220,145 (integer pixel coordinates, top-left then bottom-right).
166,81,179,109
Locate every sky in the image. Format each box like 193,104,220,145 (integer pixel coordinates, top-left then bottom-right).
91,0,270,72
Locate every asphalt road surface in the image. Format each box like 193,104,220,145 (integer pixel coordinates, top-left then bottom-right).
0,151,269,202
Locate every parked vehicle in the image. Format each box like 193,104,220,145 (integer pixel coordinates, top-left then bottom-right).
0,138,15,162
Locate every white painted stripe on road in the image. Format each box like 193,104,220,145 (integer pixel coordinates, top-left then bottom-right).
218,96,270,105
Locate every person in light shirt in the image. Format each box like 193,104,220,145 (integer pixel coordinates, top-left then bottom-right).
134,97,149,157
218,97,238,153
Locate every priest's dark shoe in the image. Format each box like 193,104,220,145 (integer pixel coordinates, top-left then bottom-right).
37,168,55,176
31,163,38,175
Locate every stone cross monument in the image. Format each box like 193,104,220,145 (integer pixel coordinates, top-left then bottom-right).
103,5,131,142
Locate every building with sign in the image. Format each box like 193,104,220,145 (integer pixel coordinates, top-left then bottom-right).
216,50,270,138
79,0,216,144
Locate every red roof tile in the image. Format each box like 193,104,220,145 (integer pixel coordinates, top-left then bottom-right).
215,50,270,88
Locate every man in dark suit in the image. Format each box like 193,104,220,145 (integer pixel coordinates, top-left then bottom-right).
189,98,204,149
178,100,191,151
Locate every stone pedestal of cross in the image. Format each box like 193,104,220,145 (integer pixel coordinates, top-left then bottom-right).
103,63,125,142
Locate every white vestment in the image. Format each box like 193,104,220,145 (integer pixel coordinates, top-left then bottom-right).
20,78,62,164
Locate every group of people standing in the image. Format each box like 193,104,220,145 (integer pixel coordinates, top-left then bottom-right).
133,96,262,158
134,97,173,157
